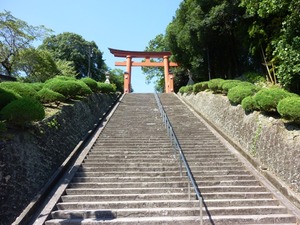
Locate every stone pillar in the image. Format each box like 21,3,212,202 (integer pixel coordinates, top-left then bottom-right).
124,55,132,93
169,72,174,93
163,56,169,93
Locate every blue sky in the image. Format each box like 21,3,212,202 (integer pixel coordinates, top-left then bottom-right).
1,0,182,92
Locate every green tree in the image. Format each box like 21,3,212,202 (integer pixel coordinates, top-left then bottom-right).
166,0,251,83
0,10,51,76
240,0,300,93
142,34,169,92
39,32,106,80
55,60,78,78
15,48,60,82
108,68,124,92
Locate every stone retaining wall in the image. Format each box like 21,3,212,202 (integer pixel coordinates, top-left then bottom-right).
178,92,300,207
0,93,119,225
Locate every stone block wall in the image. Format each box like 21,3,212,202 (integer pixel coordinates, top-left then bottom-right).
0,93,119,225
178,92,300,207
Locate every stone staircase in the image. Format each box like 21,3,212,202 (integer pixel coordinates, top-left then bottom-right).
45,94,202,224
159,93,298,225
44,93,299,224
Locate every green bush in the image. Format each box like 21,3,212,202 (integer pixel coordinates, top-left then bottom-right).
45,80,89,98
228,84,258,105
178,85,193,94
277,96,300,123
77,80,93,96
81,77,98,92
37,88,66,103
254,87,294,112
0,82,38,99
0,98,45,126
193,81,209,93
97,82,116,93
221,80,242,94
46,75,77,82
208,78,225,93
241,96,258,112
0,88,20,110
244,72,266,83
0,121,7,133
29,82,44,91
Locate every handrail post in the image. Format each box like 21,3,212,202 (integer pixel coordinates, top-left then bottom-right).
200,198,203,225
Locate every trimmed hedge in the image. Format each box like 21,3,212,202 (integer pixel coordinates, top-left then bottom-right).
221,80,242,94
193,81,209,93
81,77,98,92
179,85,193,94
227,84,258,105
254,88,295,113
208,78,225,93
29,82,44,91
241,96,258,112
37,88,65,104
45,80,89,99
0,82,38,99
0,98,45,126
0,88,20,110
277,96,300,123
97,82,116,93
77,80,93,96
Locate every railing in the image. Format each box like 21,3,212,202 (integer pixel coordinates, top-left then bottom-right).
154,92,203,225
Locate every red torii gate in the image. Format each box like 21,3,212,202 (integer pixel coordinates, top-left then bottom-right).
109,48,178,93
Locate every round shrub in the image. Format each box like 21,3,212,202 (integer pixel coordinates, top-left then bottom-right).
227,84,258,105
37,88,66,104
221,80,241,94
29,82,44,91
97,83,116,93
0,82,38,99
241,96,258,112
277,96,300,123
0,88,20,110
45,80,84,98
46,75,77,82
193,81,209,93
0,98,45,126
254,87,294,112
77,80,93,96
81,77,98,92
208,78,224,93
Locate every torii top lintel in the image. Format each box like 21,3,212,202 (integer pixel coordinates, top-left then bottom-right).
108,48,172,58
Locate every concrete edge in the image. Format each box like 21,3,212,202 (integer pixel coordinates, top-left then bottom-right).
12,93,123,225
174,93,300,222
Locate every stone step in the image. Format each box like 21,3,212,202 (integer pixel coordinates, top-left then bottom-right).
64,186,267,195
56,198,281,210
45,214,296,225
56,200,200,210
68,180,260,188
72,174,257,183
79,165,245,172
61,193,190,202
51,205,288,220
65,187,188,195
74,169,251,177
51,207,203,219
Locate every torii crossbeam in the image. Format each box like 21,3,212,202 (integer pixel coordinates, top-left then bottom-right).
109,48,178,93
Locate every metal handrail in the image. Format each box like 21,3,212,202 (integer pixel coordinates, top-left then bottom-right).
154,92,203,225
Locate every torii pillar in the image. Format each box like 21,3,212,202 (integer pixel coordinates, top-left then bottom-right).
109,48,178,93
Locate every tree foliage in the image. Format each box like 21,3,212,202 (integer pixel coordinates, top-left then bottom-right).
162,0,300,94
15,48,60,82
39,32,106,80
0,10,51,76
